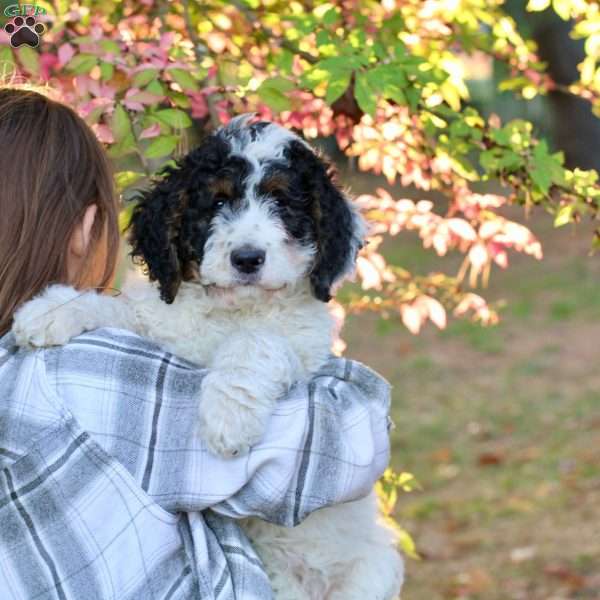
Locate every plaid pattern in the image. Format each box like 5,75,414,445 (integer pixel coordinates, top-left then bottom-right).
0,327,391,599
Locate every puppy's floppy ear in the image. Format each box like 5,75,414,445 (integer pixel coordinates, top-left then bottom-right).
128,166,198,304
286,140,366,302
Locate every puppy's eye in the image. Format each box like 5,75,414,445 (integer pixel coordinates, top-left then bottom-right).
214,194,229,208
271,190,287,205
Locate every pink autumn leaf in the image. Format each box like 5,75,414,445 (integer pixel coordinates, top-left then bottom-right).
139,123,162,139
417,296,447,329
397,199,416,213
430,222,450,255
375,187,394,204
479,220,503,239
356,256,382,290
40,53,58,81
329,300,346,331
189,92,209,119
124,89,164,111
58,43,76,67
528,241,543,260
415,200,434,213
469,243,489,270
78,97,113,122
489,242,509,268
369,252,389,272
493,250,509,268
504,222,533,247
159,32,176,50
447,218,477,242
401,303,424,335
91,123,114,144
454,293,487,317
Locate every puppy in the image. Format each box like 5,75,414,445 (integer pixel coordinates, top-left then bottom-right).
13,116,404,599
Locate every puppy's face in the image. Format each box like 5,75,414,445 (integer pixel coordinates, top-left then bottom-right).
129,116,365,305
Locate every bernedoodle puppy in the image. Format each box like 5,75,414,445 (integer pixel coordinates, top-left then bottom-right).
13,115,404,599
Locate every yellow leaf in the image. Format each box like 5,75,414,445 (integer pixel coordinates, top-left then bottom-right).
552,0,572,20
527,0,551,10
440,81,462,111
581,57,596,86
398,528,420,560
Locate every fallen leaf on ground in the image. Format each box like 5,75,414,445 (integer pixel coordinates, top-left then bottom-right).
544,563,586,589
478,451,505,466
510,546,537,563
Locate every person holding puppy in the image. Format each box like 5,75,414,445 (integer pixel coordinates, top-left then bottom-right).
0,88,393,599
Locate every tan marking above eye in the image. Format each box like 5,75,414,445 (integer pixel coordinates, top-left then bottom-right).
208,178,234,199
260,174,289,196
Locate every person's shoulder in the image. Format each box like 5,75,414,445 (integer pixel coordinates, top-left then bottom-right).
42,327,199,377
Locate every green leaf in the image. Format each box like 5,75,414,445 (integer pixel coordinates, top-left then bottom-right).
316,30,332,48
17,46,40,76
71,35,94,45
354,72,377,116
322,7,340,25
530,140,565,194
260,76,295,93
66,54,97,75
319,55,368,71
99,40,121,54
144,135,179,159
0,46,15,72
169,91,192,109
168,68,199,91
404,87,420,110
154,109,192,129
146,79,166,96
119,202,136,234
480,148,522,172
498,76,531,92
257,78,294,112
326,69,351,104
133,68,159,88
301,67,330,90
115,171,144,191
107,133,136,159
274,48,294,74
99,62,114,81
111,104,132,143
257,87,291,112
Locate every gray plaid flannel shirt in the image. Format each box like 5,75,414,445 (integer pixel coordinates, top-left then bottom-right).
0,327,392,599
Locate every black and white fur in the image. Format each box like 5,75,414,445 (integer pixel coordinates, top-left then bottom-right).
13,115,404,599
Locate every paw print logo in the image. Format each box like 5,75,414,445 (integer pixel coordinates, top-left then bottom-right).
4,16,46,48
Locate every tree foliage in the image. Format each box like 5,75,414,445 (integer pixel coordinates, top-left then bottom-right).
2,0,600,334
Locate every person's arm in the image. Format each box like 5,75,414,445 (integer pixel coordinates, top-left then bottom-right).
43,327,392,526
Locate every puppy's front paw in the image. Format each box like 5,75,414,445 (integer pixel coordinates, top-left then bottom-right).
12,286,86,348
199,375,268,458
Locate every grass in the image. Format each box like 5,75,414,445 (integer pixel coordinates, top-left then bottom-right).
342,212,600,599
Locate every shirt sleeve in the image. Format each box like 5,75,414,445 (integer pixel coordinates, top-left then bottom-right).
43,327,392,526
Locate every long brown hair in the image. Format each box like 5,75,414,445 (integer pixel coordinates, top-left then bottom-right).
0,88,120,337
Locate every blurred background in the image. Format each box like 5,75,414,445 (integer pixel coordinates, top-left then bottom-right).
342,4,600,597
1,0,600,598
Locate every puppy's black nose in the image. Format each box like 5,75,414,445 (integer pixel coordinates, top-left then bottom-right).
231,246,266,274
